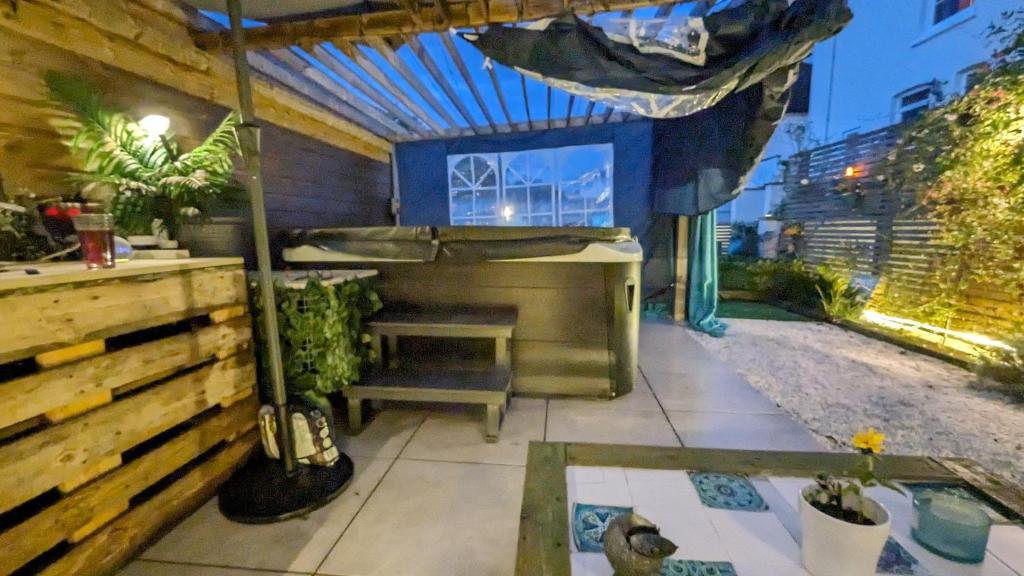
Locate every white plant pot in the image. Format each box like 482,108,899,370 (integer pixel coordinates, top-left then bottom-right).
799,485,891,576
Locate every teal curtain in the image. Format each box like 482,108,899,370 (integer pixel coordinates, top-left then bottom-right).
687,211,727,337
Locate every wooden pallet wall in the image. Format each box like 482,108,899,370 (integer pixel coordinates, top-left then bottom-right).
0,259,258,576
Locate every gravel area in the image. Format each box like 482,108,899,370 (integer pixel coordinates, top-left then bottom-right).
692,319,1024,484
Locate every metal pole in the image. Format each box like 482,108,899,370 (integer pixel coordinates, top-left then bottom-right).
226,0,297,476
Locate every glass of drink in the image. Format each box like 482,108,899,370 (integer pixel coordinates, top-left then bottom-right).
72,213,116,269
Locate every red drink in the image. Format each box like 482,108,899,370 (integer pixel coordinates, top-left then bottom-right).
72,214,116,269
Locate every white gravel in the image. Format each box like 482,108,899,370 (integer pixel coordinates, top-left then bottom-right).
692,319,1024,484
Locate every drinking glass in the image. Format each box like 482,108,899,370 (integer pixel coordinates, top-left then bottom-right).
72,213,116,269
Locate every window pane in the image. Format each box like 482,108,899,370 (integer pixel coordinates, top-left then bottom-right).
529,185,554,213
451,189,474,219
531,215,554,226
475,189,498,217
561,212,586,227
451,218,473,226
588,211,613,228
504,153,528,186
476,217,497,226
527,151,554,184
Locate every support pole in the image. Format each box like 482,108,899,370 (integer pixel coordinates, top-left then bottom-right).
226,0,297,476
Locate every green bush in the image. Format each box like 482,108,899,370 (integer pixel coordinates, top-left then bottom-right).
815,264,868,321
750,259,824,312
251,277,382,409
719,256,761,291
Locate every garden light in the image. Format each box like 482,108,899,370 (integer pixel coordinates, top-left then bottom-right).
139,114,170,139
860,310,1014,354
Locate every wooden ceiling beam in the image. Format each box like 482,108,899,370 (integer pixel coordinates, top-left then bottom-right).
256,50,404,139
368,37,464,132
193,0,687,51
545,86,552,130
439,33,499,132
601,105,616,123
582,100,596,126
519,75,534,131
310,44,432,137
402,34,486,135
335,39,449,135
565,94,575,128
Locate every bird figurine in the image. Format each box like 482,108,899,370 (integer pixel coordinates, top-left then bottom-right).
603,512,678,576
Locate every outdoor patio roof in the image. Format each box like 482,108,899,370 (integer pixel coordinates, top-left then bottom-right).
183,0,693,143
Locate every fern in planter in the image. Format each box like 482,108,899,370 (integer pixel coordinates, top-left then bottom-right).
45,72,243,236
250,277,383,410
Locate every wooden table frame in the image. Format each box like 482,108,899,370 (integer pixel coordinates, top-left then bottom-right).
516,442,1024,576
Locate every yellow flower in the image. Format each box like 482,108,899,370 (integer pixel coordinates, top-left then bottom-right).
852,428,886,454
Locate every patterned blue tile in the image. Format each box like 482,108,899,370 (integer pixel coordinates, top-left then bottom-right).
571,503,633,553
877,537,922,575
903,482,1011,524
661,559,738,575
690,473,768,511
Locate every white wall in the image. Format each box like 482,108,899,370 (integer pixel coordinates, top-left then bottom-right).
807,0,1015,144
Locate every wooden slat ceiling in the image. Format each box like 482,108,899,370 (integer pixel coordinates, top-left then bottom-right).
190,0,683,143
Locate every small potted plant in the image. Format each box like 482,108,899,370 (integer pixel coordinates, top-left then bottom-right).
800,428,902,576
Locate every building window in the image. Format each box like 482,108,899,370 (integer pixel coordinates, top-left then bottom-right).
895,85,936,124
447,144,614,227
932,0,973,24
958,63,989,94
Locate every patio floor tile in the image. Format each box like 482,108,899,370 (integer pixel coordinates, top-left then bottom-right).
337,409,427,459
546,404,681,447
548,377,663,413
644,369,782,414
317,459,524,576
399,398,546,465
140,457,393,573
666,411,822,451
119,561,301,575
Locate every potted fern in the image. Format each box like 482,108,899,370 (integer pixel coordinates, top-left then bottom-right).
45,72,243,241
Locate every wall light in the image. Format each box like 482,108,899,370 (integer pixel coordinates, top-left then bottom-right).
844,165,857,178
139,114,170,139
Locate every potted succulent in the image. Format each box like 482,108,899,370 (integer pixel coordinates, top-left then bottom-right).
800,428,901,576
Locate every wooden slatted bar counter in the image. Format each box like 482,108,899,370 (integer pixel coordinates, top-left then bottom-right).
0,258,258,576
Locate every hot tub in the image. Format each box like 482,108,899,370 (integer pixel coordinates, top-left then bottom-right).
283,226,641,399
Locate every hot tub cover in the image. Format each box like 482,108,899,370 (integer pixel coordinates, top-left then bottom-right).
282,226,635,263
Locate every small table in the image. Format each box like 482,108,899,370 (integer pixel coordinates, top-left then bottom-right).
517,443,1024,575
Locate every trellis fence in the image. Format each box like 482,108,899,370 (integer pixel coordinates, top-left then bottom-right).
777,127,1023,338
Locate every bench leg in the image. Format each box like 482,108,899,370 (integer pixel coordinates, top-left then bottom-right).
348,398,363,433
494,337,510,369
486,404,501,443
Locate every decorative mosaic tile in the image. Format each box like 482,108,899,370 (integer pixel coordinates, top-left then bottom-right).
690,473,768,512
877,537,922,575
661,559,738,575
571,503,633,553
903,482,1011,524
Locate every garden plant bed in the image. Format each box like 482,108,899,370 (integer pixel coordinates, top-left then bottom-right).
693,319,1024,484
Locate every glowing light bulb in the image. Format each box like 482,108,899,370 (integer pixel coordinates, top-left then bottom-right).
844,166,856,178
502,205,514,221
139,114,170,139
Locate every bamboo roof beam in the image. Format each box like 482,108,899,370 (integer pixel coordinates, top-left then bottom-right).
439,33,500,132
483,59,516,131
403,34,485,135
545,86,552,130
334,39,449,135
367,37,464,132
253,50,403,138
435,0,453,25
565,94,575,127
310,44,433,137
602,105,616,123
192,0,685,51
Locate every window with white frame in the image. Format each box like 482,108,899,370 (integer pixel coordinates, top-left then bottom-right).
447,144,614,227
894,85,936,124
958,63,989,94
932,0,973,24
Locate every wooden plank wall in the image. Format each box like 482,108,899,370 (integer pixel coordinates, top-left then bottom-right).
779,127,1023,338
0,28,392,249
0,261,258,576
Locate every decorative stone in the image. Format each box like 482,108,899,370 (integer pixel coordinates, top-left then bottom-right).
602,512,678,576
876,537,921,575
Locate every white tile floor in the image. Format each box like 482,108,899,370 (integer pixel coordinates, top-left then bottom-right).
118,321,937,576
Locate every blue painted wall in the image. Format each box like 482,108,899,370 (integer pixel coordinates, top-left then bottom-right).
394,120,656,248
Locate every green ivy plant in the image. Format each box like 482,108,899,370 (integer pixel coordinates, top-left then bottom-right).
250,277,383,409
884,13,1024,327
45,72,243,236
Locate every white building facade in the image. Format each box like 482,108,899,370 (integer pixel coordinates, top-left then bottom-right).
722,0,1016,226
